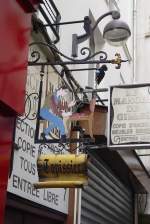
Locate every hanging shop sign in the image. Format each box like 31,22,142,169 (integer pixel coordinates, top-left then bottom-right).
35,72,95,145
108,83,150,149
34,154,88,189
7,118,68,214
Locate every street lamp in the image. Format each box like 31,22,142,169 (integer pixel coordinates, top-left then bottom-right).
72,10,131,57
29,10,130,67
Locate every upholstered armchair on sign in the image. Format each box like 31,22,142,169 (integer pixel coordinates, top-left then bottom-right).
69,97,96,138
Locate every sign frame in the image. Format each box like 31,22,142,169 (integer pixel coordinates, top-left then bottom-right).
108,83,150,149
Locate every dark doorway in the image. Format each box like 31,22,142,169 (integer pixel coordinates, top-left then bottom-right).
5,206,63,224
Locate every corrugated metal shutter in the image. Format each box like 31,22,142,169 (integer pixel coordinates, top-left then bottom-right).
81,154,133,224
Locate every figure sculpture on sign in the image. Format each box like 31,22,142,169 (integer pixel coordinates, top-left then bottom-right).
40,86,76,141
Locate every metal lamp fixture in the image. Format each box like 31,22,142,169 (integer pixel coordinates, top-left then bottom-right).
103,18,131,46
29,10,130,67
72,10,131,57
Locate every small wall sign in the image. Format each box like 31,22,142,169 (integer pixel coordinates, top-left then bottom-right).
7,118,68,214
108,84,150,149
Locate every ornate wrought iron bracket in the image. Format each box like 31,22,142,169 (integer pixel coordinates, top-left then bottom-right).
26,41,129,150
28,42,128,69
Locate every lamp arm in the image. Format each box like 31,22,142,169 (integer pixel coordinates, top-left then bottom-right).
92,10,120,34
72,10,120,57
76,12,115,44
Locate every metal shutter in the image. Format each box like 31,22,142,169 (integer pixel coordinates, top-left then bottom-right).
81,154,133,224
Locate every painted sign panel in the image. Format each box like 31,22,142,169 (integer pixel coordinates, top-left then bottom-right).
108,84,150,149
35,81,96,144
37,85,76,143
34,154,88,188
7,118,68,214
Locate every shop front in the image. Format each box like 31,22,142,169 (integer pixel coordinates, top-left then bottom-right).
4,63,69,224
5,193,66,224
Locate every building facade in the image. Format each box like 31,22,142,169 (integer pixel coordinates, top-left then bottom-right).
1,1,150,224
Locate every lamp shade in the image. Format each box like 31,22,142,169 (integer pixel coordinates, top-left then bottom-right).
103,19,131,46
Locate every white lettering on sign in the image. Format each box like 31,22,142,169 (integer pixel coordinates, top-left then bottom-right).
7,117,68,214
110,86,150,145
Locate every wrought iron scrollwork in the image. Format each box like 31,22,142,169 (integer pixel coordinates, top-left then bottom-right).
28,42,128,69
30,50,41,63
28,42,109,64
21,92,39,121
38,141,87,154
38,143,67,154
87,50,108,61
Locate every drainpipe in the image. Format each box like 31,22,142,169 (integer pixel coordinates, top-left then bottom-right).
133,0,137,83
133,3,138,223
73,188,82,224
73,135,82,224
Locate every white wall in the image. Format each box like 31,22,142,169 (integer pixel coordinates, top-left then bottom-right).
135,0,150,215
136,0,150,83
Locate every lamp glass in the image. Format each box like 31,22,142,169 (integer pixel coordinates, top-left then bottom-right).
103,19,131,46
